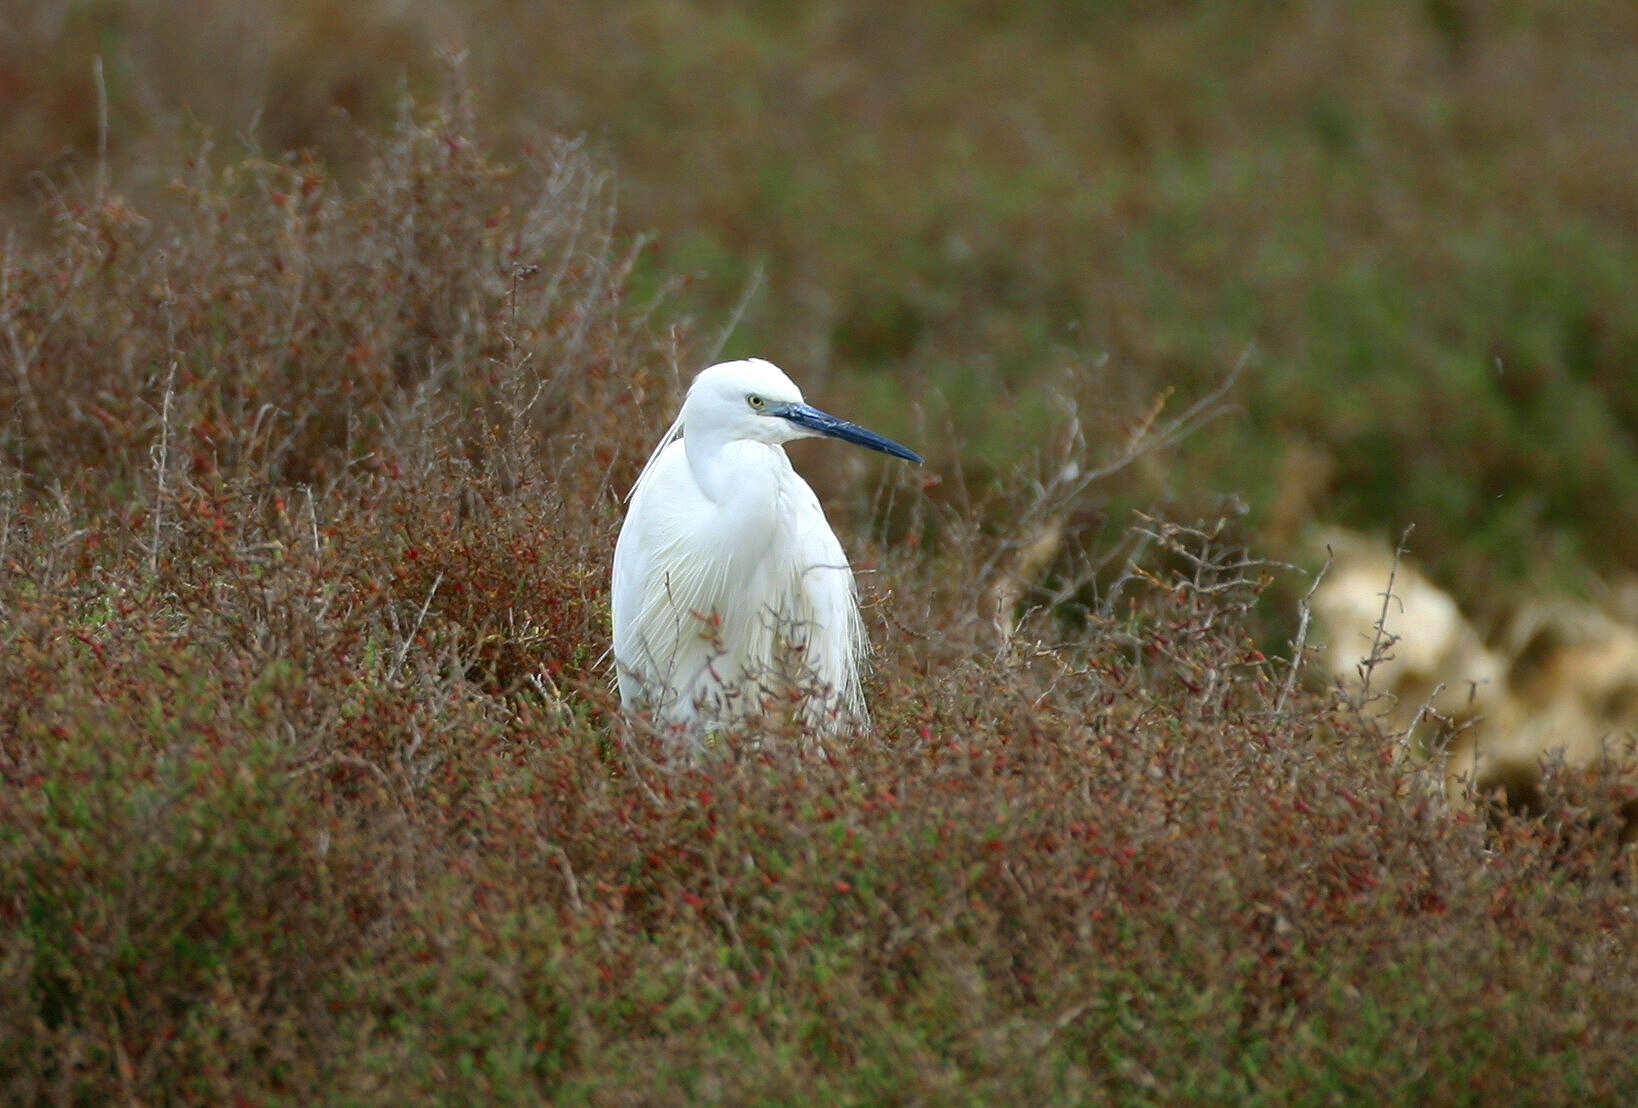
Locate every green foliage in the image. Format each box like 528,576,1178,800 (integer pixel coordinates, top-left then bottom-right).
10,1,1638,603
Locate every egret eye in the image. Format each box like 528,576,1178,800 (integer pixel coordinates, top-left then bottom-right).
747,394,766,411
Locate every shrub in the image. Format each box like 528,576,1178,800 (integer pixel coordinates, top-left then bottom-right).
2,86,1637,1105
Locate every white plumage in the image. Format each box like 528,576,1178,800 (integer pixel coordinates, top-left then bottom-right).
611,359,921,731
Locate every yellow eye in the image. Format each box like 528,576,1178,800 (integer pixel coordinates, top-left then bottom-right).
747,394,765,410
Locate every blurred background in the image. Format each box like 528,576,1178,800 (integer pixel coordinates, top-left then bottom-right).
5,0,1638,622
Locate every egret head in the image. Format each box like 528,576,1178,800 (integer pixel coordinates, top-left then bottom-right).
683,358,923,463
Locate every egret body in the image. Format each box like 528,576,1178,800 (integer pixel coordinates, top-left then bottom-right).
611,359,921,730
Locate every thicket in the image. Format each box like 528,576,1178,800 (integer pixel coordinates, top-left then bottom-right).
2,95,1636,1104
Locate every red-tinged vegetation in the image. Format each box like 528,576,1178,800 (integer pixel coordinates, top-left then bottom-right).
1,90,1637,1106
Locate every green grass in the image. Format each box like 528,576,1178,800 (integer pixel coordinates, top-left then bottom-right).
11,2,1638,604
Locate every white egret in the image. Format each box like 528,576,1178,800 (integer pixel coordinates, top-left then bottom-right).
611,359,922,731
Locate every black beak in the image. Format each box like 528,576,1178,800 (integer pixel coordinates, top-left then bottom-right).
774,403,923,464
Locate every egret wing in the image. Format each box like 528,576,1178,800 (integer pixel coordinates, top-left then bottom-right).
612,439,743,717
779,472,867,721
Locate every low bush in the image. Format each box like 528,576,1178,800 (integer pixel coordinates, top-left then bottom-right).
2,93,1635,1105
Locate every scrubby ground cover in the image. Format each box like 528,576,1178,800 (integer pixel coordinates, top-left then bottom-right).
3,99,1638,1104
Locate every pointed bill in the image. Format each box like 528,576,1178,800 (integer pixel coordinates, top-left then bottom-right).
773,403,923,464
